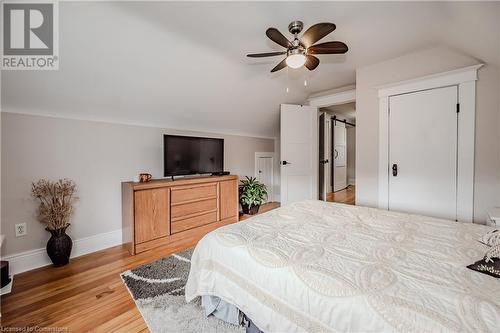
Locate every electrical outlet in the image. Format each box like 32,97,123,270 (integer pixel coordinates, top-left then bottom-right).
15,223,27,237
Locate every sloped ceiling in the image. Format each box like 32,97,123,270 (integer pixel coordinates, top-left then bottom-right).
2,1,498,138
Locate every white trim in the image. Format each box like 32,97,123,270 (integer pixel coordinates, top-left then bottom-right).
1,110,276,140
255,152,275,202
308,89,356,108
1,229,122,275
378,65,481,222
378,64,483,98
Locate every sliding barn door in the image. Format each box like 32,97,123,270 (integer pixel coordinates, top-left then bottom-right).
280,104,318,206
388,86,458,220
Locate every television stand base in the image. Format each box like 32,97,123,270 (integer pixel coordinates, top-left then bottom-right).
211,171,230,176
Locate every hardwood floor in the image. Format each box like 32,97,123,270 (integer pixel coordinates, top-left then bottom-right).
239,201,280,221
326,185,355,205
0,202,280,332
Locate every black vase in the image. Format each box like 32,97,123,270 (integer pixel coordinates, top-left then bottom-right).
242,204,260,215
46,226,72,267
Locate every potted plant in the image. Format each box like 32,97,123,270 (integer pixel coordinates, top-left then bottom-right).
239,176,268,215
32,179,77,267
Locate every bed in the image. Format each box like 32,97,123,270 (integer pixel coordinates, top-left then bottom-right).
185,200,500,332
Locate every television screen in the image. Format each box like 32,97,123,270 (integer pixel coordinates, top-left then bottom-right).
164,135,224,176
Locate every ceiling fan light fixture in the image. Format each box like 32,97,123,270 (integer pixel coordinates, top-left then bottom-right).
286,54,306,69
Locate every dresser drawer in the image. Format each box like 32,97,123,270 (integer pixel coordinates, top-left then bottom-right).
171,211,218,234
171,198,217,220
171,183,217,204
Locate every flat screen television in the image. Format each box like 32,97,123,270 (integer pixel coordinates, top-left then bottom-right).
164,135,224,177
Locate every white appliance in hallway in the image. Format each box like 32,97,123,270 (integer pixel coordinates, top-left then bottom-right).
333,120,347,192
280,104,318,206
388,86,458,220
255,154,274,203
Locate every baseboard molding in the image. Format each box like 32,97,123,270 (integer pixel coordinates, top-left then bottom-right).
2,229,123,275
348,178,356,186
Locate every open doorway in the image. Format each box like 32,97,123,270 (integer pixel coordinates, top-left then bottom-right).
319,102,356,205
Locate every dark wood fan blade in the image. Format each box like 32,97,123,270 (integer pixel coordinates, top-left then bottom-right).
300,23,336,48
305,55,320,71
271,58,287,72
266,28,293,48
247,51,287,58
307,41,348,55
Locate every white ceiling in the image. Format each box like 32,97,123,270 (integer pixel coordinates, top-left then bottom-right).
2,1,499,138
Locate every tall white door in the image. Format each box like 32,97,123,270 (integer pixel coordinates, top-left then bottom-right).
257,156,273,203
325,117,332,193
389,86,458,220
333,121,347,192
280,104,318,206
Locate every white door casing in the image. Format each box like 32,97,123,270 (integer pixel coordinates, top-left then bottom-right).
378,64,482,222
388,86,458,220
280,104,318,206
255,152,274,203
319,113,330,201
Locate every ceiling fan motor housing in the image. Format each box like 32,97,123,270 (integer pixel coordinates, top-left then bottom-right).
287,47,304,57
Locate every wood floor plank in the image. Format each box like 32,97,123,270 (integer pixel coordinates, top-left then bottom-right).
0,203,279,332
326,185,355,205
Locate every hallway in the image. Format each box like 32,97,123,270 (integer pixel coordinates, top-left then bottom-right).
326,185,355,205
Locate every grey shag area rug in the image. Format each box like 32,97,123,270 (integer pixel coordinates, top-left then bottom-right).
121,249,244,333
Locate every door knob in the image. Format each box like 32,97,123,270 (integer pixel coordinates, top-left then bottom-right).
392,164,398,176
281,160,291,165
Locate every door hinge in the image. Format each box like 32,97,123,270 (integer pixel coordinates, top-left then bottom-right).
456,103,460,113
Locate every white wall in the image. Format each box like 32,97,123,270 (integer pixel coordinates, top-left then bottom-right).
1,112,274,257
356,46,499,222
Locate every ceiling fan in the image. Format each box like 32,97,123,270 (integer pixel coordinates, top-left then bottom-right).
247,21,348,72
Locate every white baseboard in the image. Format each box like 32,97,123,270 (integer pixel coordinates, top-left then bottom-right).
2,229,122,275
348,178,356,186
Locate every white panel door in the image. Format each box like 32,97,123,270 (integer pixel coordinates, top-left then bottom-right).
257,156,273,203
333,121,347,192
325,117,332,194
280,104,318,206
389,86,458,220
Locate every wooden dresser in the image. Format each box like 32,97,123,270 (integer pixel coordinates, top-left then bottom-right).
122,175,238,255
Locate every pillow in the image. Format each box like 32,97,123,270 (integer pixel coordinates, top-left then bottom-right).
467,258,500,278
478,229,500,246
467,244,500,278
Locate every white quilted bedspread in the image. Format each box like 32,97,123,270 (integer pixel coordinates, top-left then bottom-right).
185,200,500,333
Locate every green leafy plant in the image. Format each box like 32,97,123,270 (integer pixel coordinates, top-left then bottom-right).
239,176,268,209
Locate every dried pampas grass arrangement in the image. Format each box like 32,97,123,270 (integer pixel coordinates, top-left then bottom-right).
31,179,77,230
